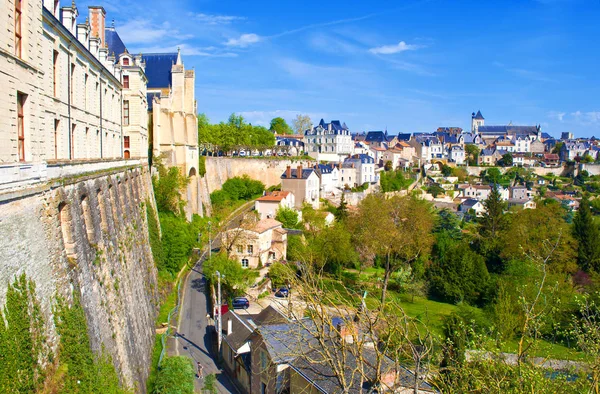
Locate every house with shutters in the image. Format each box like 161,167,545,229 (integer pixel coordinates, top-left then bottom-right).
304,119,353,162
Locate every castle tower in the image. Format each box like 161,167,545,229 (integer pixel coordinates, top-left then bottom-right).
471,110,484,132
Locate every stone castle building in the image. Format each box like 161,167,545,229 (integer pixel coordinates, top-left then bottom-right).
1,1,200,219
144,51,201,218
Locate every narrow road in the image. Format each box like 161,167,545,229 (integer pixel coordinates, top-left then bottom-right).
173,202,254,393
174,256,239,393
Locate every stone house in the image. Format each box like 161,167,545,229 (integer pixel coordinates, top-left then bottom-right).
543,153,560,167
254,191,295,220
343,154,377,186
448,145,466,165
479,148,503,165
281,165,320,209
222,218,287,268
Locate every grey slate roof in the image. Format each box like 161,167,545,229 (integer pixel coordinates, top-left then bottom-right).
142,53,178,89
222,311,254,353
478,125,539,135
252,305,290,326
472,110,484,120
281,168,316,180
105,27,127,58
462,198,481,208
397,133,412,141
365,131,386,143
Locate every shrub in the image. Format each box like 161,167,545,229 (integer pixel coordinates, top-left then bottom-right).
275,206,300,229
153,356,195,394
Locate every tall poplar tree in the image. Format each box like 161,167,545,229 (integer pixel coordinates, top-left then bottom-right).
572,196,600,272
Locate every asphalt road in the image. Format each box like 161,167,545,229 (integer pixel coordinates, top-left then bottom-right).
173,203,254,393
174,256,239,393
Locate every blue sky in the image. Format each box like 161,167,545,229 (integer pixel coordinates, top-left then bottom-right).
77,0,600,137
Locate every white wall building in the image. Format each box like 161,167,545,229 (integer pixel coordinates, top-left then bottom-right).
254,191,295,220
304,119,353,162
281,165,320,209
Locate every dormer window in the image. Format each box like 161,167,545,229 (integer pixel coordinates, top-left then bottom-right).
122,58,129,66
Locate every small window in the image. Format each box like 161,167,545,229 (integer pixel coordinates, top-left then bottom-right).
260,351,267,370
247,245,253,254
124,136,130,149
17,92,26,161
123,75,129,89
122,57,129,66
237,245,243,253
53,51,59,96
70,64,76,103
241,259,249,268
123,100,129,125
15,0,22,58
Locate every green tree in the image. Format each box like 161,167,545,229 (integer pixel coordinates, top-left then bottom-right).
428,234,490,305
572,197,600,272
465,144,480,165
203,252,258,296
384,160,393,171
427,184,445,198
380,169,412,192
482,167,502,184
351,194,434,304
309,223,357,275
441,164,453,177
501,153,513,167
552,141,564,154
203,374,218,394
154,356,195,394
292,114,312,134
275,206,300,229
334,193,349,222
269,117,293,135
480,184,506,239
152,156,189,215
268,262,297,288
434,208,462,239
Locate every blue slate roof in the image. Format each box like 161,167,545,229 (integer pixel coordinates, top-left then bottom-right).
365,131,386,143
281,168,315,180
462,198,481,208
276,138,304,147
314,164,336,174
146,92,161,111
478,125,539,135
105,27,126,58
142,53,178,89
541,132,552,139
397,133,411,141
472,110,484,120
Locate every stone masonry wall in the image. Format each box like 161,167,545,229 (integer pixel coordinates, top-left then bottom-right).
0,164,159,392
200,157,316,214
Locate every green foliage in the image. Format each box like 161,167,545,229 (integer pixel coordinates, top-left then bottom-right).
0,274,47,393
210,176,265,211
158,213,208,276
500,152,513,167
350,182,369,192
428,233,490,305
153,356,195,394
573,196,600,272
203,252,258,297
465,144,480,165
286,234,304,262
441,164,453,177
152,157,189,215
427,184,445,198
197,113,275,153
198,155,206,177
146,201,165,269
384,160,393,171
203,373,218,394
434,208,462,239
275,206,300,229
379,169,413,192
269,262,297,288
54,295,126,393
334,193,349,222
269,117,293,134
482,167,502,184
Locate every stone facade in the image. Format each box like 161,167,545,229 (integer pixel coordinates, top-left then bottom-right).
0,0,130,189
0,165,159,392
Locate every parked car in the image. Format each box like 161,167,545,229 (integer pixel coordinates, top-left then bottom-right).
232,297,250,309
275,287,289,298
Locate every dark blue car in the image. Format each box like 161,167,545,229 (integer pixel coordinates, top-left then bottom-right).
275,287,289,298
232,297,250,309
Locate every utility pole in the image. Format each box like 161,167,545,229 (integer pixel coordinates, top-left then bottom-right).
208,221,212,260
216,270,222,357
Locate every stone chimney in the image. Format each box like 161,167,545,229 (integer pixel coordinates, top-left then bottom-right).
286,166,291,179
76,21,90,48
297,165,303,177
89,36,100,59
88,6,106,48
227,319,232,335
61,2,79,36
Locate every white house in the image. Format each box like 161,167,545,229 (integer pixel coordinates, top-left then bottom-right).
254,191,295,220
304,119,353,162
314,164,341,195
448,145,465,165
343,154,376,186
459,198,486,216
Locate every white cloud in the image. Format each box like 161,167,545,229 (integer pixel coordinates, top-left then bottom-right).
368,41,419,55
118,19,170,44
548,111,566,122
572,111,600,125
225,33,261,47
189,12,245,25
